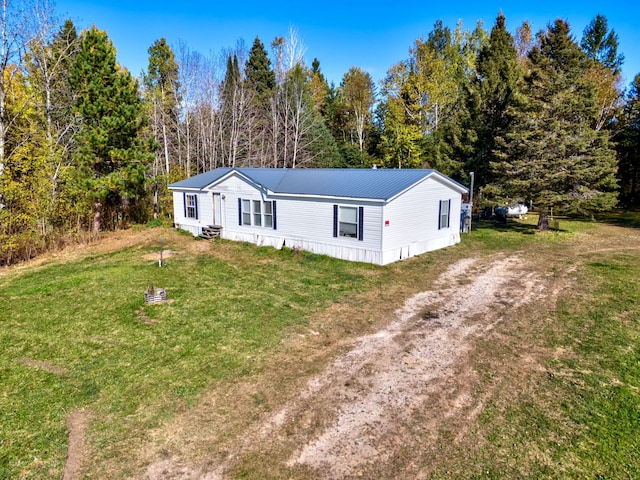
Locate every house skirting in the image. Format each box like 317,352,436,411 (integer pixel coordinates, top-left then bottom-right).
175,226,460,266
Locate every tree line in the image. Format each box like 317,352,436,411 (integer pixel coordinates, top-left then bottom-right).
1,0,639,264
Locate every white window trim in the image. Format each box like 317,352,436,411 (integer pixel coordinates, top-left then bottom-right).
185,194,198,219
241,198,274,228
439,199,451,230
339,206,359,238
333,204,363,241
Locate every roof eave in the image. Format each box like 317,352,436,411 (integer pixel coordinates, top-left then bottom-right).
273,192,387,203
167,186,203,192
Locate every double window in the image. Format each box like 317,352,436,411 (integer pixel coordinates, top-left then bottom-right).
239,199,276,229
333,205,364,241
184,193,198,219
439,199,451,229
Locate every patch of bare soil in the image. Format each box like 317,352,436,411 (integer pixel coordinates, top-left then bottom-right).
142,249,176,261
18,357,68,376
140,253,549,479
63,408,93,480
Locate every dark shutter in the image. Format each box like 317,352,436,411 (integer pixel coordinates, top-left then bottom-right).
194,195,199,219
333,204,338,237
446,200,451,228
183,192,187,218
438,200,442,230
358,206,364,241
272,201,277,230
238,198,242,225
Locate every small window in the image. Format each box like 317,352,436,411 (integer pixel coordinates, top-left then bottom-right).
253,200,262,226
263,201,273,228
339,206,358,238
439,200,451,229
333,205,364,240
185,194,198,219
242,199,251,225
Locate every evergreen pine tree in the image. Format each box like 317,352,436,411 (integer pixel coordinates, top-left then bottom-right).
581,14,624,74
70,27,154,232
144,38,180,172
614,73,640,206
245,36,275,99
470,12,522,188
490,19,618,229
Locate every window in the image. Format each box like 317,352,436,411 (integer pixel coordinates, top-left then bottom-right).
339,206,358,237
333,205,364,241
263,201,273,228
439,199,451,229
184,193,198,219
242,199,251,225
253,200,262,226
239,198,276,229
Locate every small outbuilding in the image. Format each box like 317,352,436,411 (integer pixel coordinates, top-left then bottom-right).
168,167,468,265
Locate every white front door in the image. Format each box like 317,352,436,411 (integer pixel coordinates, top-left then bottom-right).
213,193,223,226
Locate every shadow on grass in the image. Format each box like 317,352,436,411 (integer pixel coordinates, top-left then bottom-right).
597,210,640,229
472,218,539,234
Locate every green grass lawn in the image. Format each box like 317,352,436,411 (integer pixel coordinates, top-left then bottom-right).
1,214,639,479
0,233,380,478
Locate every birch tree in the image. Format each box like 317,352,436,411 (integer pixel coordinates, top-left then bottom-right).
144,37,179,216
0,0,41,177
341,66,375,154
26,19,79,222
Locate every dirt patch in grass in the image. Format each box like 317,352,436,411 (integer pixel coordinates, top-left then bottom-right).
18,357,68,376
142,249,176,261
63,408,92,480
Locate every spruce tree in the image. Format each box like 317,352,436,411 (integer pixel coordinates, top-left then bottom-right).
24,19,80,232
615,73,640,206
581,14,624,74
470,12,521,188
309,58,329,114
245,36,275,99
490,19,618,229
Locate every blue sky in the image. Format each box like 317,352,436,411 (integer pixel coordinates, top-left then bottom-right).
55,0,639,90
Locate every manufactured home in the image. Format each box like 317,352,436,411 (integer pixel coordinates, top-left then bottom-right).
169,168,468,265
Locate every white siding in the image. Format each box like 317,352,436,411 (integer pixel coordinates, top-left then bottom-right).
380,176,462,264
210,174,386,264
270,197,384,264
172,190,213,236
172,171,463,265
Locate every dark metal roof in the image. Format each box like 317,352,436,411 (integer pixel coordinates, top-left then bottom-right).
169,168,468,200
168,167,235,189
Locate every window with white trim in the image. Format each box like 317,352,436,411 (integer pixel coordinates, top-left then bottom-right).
263,201,273,228
240,198,275,229
242,199,251,225
439,199,451,229
333,204,364,240
185,194,198,219
339,206,358,238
